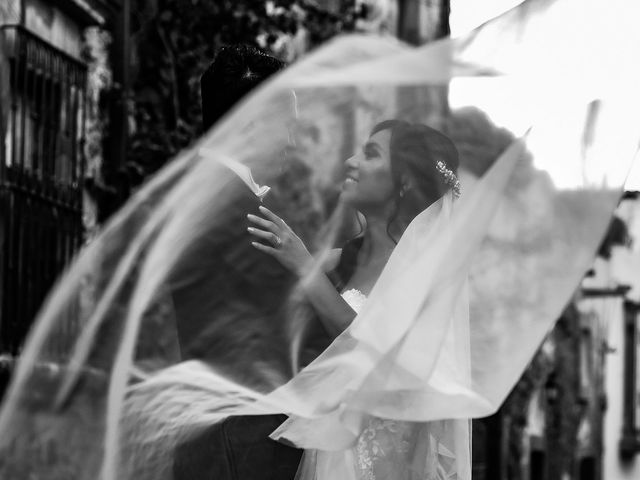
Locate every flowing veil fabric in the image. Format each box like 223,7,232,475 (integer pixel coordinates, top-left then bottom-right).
279,193,474,480
1,0,640,479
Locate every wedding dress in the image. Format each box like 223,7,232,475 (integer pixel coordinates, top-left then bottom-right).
337,289,462,480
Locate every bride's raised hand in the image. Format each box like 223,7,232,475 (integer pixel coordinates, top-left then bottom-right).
248,205,314,277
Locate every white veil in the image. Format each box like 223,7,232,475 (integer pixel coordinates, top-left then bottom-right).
1,0,639,479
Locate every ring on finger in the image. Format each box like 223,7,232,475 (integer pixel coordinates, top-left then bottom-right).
273,236,283,248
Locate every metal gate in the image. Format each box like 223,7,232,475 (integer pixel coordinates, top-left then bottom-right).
0,24,86,357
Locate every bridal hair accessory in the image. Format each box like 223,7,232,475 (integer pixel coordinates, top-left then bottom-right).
435,160,461,198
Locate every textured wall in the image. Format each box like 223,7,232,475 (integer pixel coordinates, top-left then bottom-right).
0,0,21,24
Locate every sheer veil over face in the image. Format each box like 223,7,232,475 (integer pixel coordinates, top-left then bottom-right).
342,129,395,210
1,0,640,479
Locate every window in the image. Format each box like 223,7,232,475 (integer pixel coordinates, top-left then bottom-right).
620,301,640,459
3,24,86,185
0,24,85,356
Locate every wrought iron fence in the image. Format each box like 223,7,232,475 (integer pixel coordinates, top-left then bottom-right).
0,24,86,357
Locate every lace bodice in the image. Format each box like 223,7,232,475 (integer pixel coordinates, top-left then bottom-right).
342,289,403,480
341,288,368,313
340,289,458,480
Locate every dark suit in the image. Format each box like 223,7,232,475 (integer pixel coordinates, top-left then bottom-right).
170,164,327,479
173,414,302,480
171,168,295,385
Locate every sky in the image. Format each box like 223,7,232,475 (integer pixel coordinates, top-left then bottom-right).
448,0,640,191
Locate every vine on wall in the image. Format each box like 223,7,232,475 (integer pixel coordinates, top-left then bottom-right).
129,0,358,169
82,27,113,237
89,0,358,223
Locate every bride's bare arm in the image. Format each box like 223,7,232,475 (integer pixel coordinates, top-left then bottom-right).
295,266,356,336
248,206,356,336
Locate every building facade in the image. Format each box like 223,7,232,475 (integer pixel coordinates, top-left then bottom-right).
0,0,121,391
584,193,640,480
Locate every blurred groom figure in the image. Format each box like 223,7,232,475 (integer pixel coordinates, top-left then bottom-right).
171,44,315,480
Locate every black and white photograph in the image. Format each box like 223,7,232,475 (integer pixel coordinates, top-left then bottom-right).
0,1,638,479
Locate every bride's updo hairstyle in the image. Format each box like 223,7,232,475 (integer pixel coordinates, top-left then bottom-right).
370,120,460,241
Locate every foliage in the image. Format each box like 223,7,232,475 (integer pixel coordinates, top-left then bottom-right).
494,305,594,480
545,306,587,480
445,106,517,177
82,28,114,234
502,337,556,480
87,0,358,224
598,215,630,259
0,25,9,167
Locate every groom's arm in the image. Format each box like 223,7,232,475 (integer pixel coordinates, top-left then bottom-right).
170,176,294,360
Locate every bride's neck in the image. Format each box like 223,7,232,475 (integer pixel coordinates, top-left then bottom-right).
360,214,396,264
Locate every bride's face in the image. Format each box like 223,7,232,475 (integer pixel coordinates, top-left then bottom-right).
342,129,395,211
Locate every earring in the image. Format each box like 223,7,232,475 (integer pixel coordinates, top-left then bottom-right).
399,185,408,197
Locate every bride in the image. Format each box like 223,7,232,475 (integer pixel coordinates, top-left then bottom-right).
248,119,465,479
